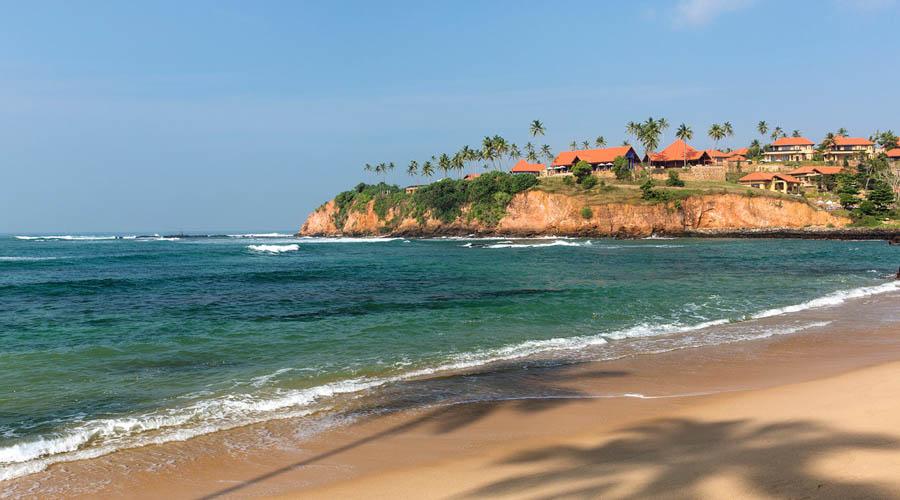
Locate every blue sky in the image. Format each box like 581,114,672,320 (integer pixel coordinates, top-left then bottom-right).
2,0,898,232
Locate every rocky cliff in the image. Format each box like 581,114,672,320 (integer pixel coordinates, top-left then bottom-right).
300,190,850,238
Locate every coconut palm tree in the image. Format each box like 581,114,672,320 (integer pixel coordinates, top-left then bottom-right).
524,142,535,156
581,140,590,149
757,121,768,137
529,120,546,138
509,143,522,162
569,140,578,150
526,149,538,162
770,127,784,141
836,127,849,136
438,154,451,178
722,122,734,147
406,160,418,177
675,123,693,167
481,136,495,169
636,117,666,161
791,130,802,138
493,136,509,168
594,136,606,148
364,163,374,175
421,160,434,178
708,124,725,149
541,145,553,163
626,121,641,144
451,152,465,178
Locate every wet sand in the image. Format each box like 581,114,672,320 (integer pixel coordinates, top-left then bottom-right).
4,290,899,499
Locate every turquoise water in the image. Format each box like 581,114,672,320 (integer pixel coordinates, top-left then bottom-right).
1,234,897,480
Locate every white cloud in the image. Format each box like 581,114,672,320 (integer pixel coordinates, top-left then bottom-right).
673,0,756,27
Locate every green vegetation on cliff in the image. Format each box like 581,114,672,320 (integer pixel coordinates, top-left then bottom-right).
328,172,538,230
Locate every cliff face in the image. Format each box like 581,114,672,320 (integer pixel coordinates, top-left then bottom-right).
299,191,850,237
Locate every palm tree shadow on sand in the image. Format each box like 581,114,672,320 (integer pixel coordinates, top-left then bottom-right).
460,418,899,499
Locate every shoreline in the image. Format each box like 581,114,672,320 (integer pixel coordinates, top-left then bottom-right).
4,285,899,498
298,228,900,241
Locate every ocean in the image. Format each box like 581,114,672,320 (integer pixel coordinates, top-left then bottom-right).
1,233,898,482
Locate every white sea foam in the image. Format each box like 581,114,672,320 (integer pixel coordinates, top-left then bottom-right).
296,237,401,243
228,233,295,238
485,240,590,249
751,281,900,319
247,244,300,254
0,256,58,262
14,235,117,241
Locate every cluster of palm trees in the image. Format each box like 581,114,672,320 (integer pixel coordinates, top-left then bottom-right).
707,122,734,149
626,117,669,160
568,136,607,151
367,120,557,179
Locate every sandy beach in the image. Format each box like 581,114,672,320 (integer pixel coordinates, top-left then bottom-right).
4,286,898,499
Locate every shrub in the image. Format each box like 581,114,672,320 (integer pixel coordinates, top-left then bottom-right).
612,156,632,180
665,170,685,187
572,160,593,184
580,206,593,219
581,175,598,189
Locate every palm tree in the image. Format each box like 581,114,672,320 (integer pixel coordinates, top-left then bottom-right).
722,122,734,148
451,152,465,178
636,117,667,161
540,145,553,164
421,161,434,178
757,121,768,137
569,140,578,150
529,120,546,138
626,121,641,143
508,143,522,162
438,154,451,178
836,127,849,137
481,136,495,169
524,142,535,156
791,130,801,138
708,124,725,149
364,162,374,175
406,160,418,177
675,123,693,167
770,127,784,141
526,149,538,162
581,140,590,149
493,135,509,168
594,136,606,148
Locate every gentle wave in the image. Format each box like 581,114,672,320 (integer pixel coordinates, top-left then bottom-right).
228,233,295,238
247,244,300,254
485,240,591,249
15,235,117,241
2,280,896,482
751,281,899,319
0,256,58,262
297,237,401,243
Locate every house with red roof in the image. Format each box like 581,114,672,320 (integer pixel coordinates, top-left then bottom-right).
787,166,844,190
643,139,711,168
738,172,802,194
705,149,731,165
549,146,640,174
887,138,900,162
823,136,875,164
509,159,546,176
763,137,815,163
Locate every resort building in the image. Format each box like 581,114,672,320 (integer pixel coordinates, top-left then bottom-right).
787,166,844,190
644,139,711,168
510,159,546,176
705,149,732,165
822,136,875,164
738,172,802,194
762,137,815,163
549,146,640,174
404,185,421,194
463,173,482,180
887,147,900,163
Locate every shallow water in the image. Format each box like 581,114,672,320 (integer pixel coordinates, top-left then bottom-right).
1,234,897,480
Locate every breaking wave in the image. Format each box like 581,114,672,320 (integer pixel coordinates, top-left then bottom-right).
15,235,117,241
751,281,899,319
247,244,300,254
485,240,591,249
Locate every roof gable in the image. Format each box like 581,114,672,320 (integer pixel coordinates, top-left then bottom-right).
510,159,546,173
551,146,636,166
831,136,873,146
772,137,814,146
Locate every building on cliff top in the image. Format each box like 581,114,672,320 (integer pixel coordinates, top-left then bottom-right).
822,136,875,164
548,146,639,175
763,137,815,163
510,159,546,175
643,139,712,168
788,166,844,190
738,172,802,194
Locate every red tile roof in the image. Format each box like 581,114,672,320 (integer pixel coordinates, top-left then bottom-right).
831,136,873,146
551,146,636,167
789,166,844,176
739,172,802,184
772,137,814,146
886,148,900,158
725,154,748,162
731,147,749,156
705,149,730,158
463,173,482,180
510,159,546,173
646,139,709,163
